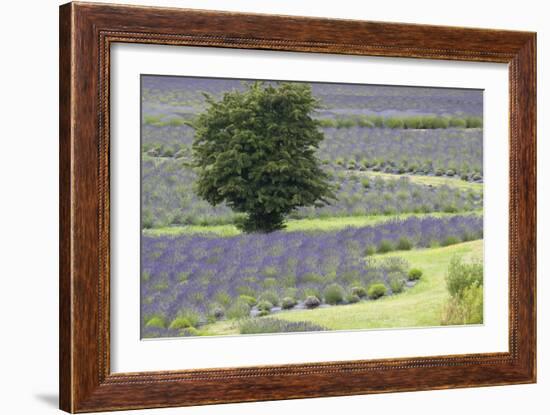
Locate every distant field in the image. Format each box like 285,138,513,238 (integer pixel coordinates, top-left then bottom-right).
200,240,483,335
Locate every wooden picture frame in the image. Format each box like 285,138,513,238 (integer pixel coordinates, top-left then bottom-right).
59,2,536,412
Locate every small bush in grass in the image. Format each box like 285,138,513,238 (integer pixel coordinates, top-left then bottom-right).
472,173,483,181
396,237,412,251
361,178,371,188
377,240,394,254
169,316,195,330
173,309,200,328
226,300,251,319
259,291,280,307
145,315,166,329
389,272,405,294
408,268,423,281
238,295,257,307
281,297,297,310
351,286,367,298
445,257,483,299
446,169,456,176
346,293,360,304
212,306,225,319
258,309,270,317
367,283,387,299
442,236,460,246
239,318,326,334
323,283,345,305
257,300,273,312
364,245,376,256
304,296,321,309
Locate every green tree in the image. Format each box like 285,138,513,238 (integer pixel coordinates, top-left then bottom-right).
191,82,334,233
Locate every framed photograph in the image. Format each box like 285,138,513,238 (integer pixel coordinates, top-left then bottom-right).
59,2,536,412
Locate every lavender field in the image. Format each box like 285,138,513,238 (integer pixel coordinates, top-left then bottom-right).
140,76,484,338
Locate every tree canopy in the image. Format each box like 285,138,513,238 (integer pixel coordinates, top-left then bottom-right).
191,82,334,233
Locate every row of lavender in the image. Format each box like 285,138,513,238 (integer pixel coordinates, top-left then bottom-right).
141,214,482,337
142,158,482,228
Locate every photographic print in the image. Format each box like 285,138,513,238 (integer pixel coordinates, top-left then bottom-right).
140,76,484,339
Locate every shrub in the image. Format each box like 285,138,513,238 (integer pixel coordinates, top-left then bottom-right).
388,272,405,294
442,282,483,325
377,240,394,254
323,283,345,304
346,293,360,304
351,286,367,298
304,296,321,309
168,316,195,330
472,173,483,181
212,307,225,319
396,237,412,251
239,318,326,334
238,295,257,307
367,283,387,299
408,268,423,281
174,310,200,328
445,169,456,176
145,315,166,329
256,300,273,312
445,257,483,300
364,245,376,256
259,290,280,307
226,300,251,319
281,297,297,310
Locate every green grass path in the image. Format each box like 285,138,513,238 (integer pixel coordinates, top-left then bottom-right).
144,211,482,237
200,240,483,335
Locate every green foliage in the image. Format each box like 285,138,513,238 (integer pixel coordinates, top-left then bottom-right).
226,300,251,319
256,300,273,312
377,240,394,254
259,290,280,307
323,283,345,305
304,296,321,308
388,272,405,294
346,293,361,304
191,82,335,232
281,297,297,309
442,236,460,246
238,295,257,307
442,282,483,325
408,268,423,281
169,316,195,330
396,237,413,251
145,315,166,329
445,257,483,299
351,286,367,298
367,283,387,299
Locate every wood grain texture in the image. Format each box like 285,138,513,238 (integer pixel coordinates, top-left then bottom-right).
59,2,537,412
